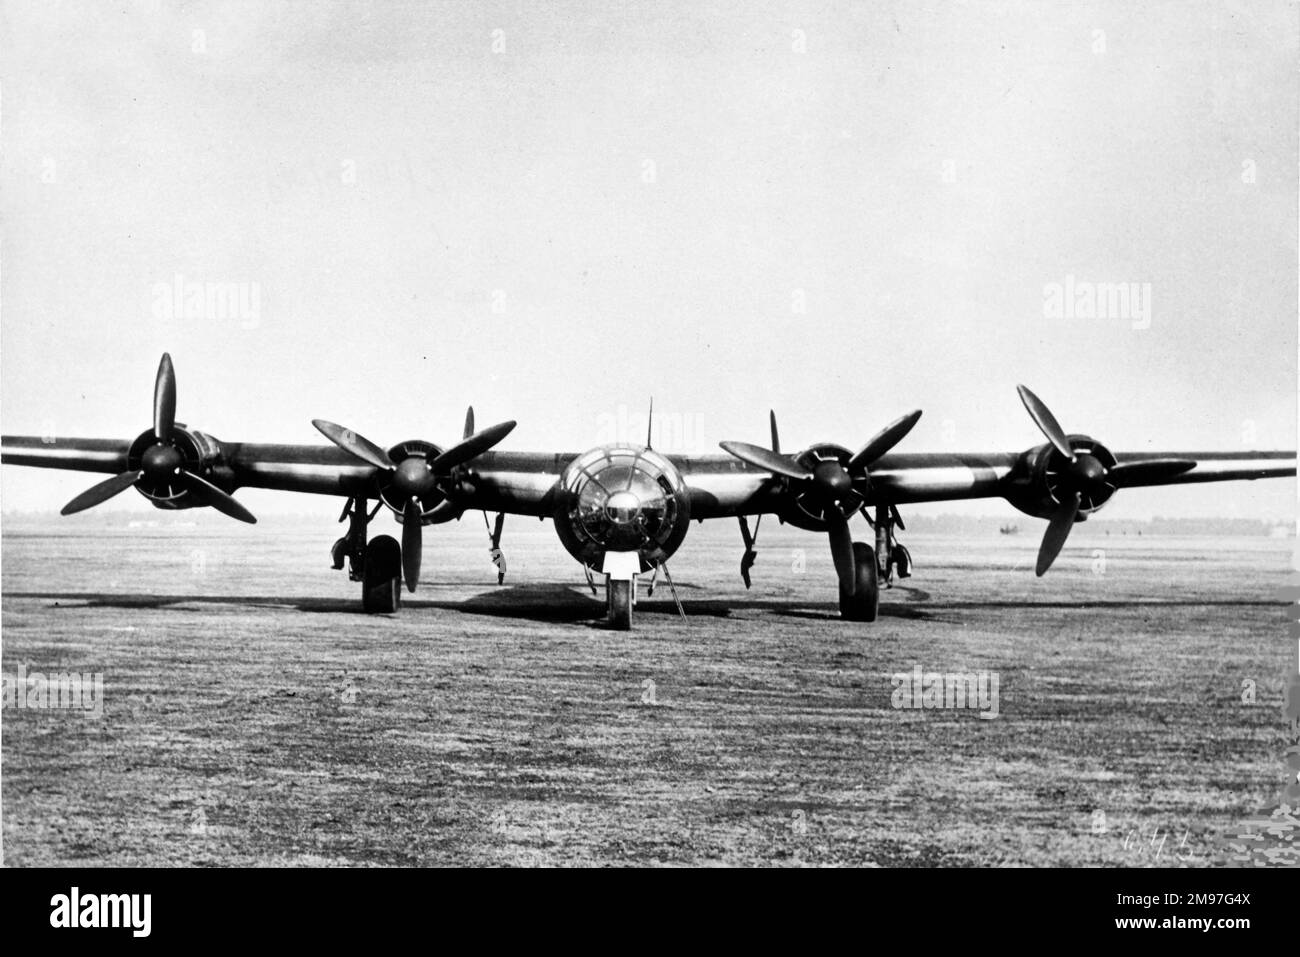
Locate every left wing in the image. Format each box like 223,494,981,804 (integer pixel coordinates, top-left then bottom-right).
677,450,1296,519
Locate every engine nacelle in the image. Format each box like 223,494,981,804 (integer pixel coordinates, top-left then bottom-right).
553,444,691,572
379,439,453,524
776,442,869,531
1004,434,1118,520
127,426,225,510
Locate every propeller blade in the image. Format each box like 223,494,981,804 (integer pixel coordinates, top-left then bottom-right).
312,419,395,470
401,499,423,591
429,420,517,471
178,470,257,524
769,410,780,454
463,406,475,440
826,511,857,596
1017,385,1075,462
1107,458,1196,487
718,441,812,481
153,353,176,440
848,409,923,471
61,470,143,516
1036,491,1081,576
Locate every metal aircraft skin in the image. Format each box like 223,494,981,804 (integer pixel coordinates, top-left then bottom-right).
2,354,1295,628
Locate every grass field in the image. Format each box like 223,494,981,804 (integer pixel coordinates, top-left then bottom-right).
2,514,1295,866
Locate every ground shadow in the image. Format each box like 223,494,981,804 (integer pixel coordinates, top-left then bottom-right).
4,587,1281,629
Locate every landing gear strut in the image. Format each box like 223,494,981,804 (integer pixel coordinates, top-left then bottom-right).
870,503,912,588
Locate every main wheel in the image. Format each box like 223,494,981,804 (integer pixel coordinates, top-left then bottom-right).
839,542,879,622
607,578,633,630
362,535,402,614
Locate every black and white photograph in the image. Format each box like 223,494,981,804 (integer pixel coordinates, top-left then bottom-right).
1,0,1297,902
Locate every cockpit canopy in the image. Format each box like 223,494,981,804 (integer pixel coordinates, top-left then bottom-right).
559,445,686,555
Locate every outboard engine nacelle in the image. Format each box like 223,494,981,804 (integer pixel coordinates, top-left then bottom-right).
126,426,226,510
1005,434,1118,521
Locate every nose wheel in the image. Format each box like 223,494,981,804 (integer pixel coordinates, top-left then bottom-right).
606,577,634,630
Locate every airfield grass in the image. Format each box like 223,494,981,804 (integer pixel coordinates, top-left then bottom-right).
1,515,1294,866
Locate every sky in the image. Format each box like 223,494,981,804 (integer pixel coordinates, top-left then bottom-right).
1,0,1296,521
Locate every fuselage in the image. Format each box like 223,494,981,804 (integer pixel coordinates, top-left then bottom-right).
551,444,692,573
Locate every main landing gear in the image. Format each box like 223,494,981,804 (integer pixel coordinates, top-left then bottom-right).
839,503,912,622
735,506,911,622
332,496,404,614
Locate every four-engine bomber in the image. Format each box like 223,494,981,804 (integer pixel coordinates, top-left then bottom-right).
2,354,1294,628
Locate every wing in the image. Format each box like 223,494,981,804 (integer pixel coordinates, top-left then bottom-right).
677,450,1296,519
1,436,132,473
1,435,572,517
5,435,1293,520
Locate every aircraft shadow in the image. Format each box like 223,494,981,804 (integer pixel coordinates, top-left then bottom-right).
3,585,867,626
1,584,607,623
3,587,1278,629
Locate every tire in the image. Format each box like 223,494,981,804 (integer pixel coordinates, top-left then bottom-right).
362,535,402,614
607,578,633,630
839,542,879,622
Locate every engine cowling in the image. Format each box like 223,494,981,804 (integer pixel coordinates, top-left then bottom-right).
126,426,227,510
553,444,691,572
378,439,454,524
1006,434,1118,520
776,442,868,531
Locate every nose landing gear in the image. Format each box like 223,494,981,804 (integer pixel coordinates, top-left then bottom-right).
599,551,686,629
602,552,640,630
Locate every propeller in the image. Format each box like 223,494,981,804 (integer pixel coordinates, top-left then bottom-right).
720,408,922,594
312,409,516,592
1016,385,1194,575
61,354,256,524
